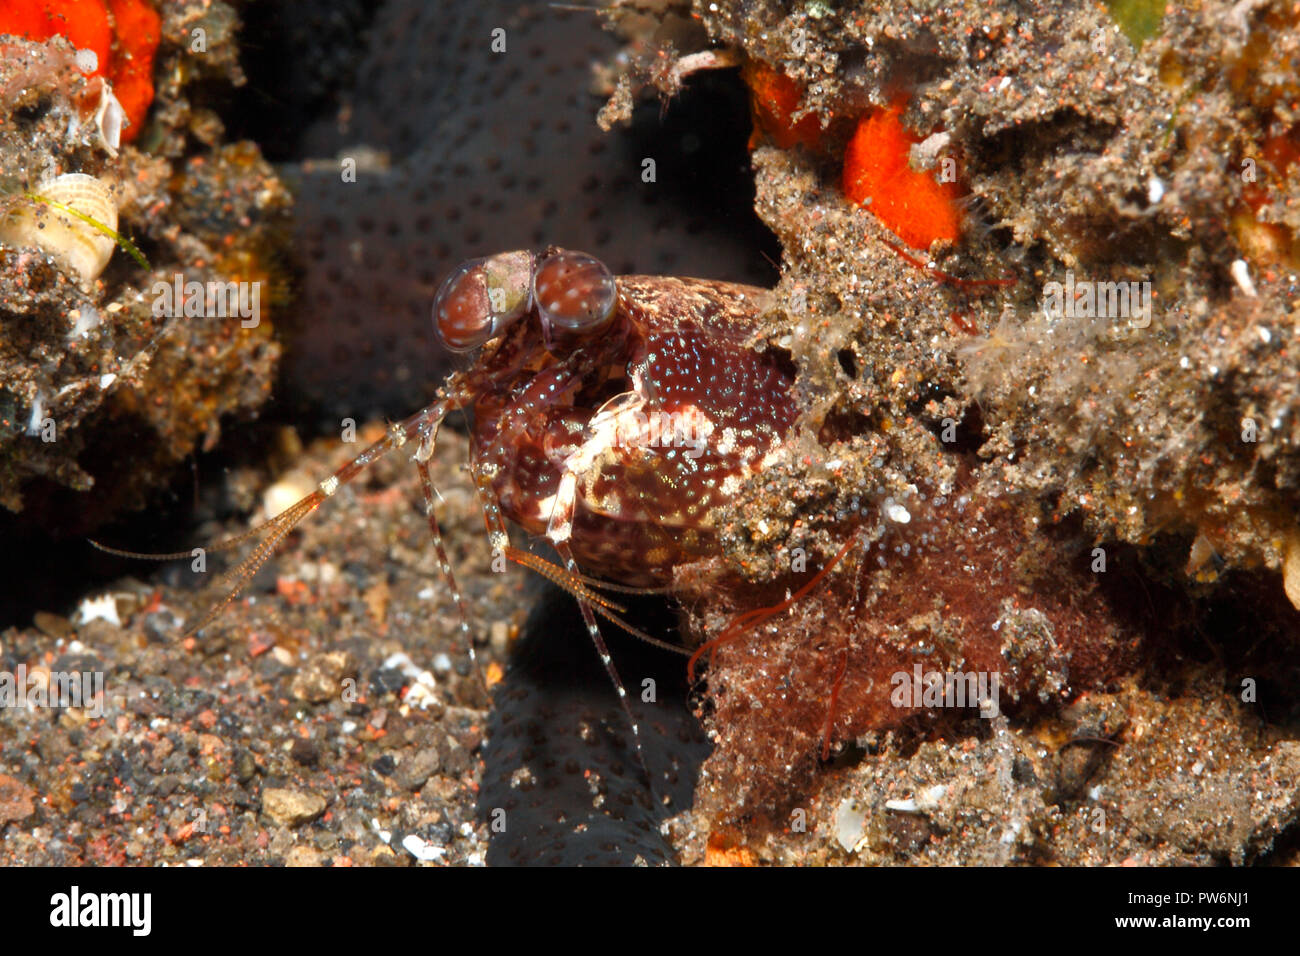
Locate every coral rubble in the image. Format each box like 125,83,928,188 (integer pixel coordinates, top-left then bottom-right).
0,1,288,526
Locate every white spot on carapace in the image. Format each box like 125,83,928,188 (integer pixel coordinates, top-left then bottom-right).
532,492,559,523
883,498,912,524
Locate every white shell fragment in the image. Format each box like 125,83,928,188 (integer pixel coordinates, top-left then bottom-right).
75,594,121,627
401,833,446,862
834,798,869,852
93,84,126,154
0,173,119,286
885,784,947,814
1230,258,1257,298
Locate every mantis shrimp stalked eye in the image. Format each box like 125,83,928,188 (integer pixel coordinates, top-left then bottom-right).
532,249,618,338
432,250,534,352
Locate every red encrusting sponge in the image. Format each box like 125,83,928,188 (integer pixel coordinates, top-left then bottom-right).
743,60,827,152
0,0,161,142
841,100,966,251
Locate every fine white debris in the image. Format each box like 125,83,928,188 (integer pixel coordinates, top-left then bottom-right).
69,304,102,338
885,783,947,814
834,798,869,852
1230,259,1257,297
76,594,121,627
1147,175,1165,204
401,833,446,862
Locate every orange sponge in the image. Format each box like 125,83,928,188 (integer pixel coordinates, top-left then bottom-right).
842,101,965,251
104,0,160,143
744,60,825,151
0,0,160,142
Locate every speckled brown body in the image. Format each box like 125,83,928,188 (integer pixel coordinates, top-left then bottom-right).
469,275,799,585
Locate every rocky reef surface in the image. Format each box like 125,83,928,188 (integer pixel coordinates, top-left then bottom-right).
1,0,1298,866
